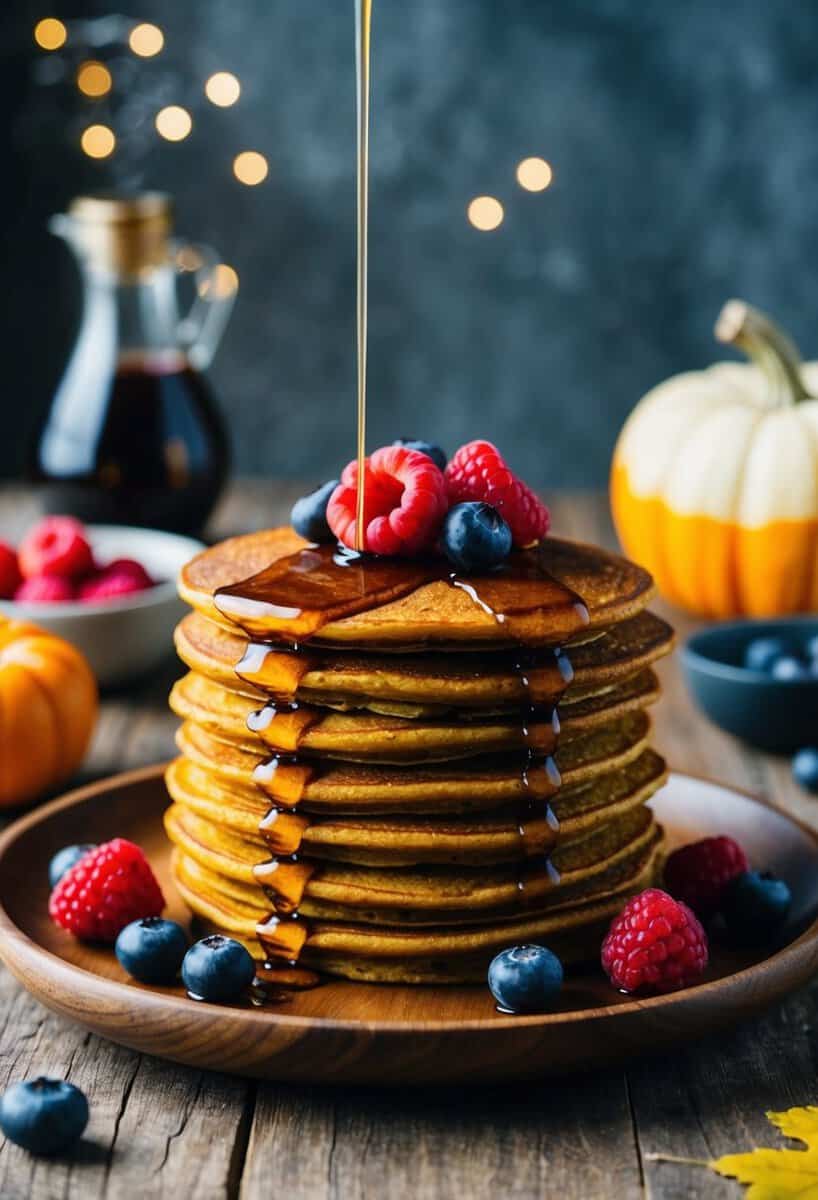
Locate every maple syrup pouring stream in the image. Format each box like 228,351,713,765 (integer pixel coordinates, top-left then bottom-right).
354,0,372,551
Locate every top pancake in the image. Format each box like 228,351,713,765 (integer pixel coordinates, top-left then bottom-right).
178,528,654,649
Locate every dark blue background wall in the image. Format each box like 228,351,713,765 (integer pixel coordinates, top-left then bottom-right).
4,0,818,486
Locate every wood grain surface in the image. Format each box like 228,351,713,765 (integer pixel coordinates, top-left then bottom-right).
1,483,817,1199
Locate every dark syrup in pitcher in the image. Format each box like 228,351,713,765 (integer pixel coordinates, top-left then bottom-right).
30,350,229,536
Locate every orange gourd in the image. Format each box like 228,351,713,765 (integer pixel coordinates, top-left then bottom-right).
0,617,97,806
612,300,818,618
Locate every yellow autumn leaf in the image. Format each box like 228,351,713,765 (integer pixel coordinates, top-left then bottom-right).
710,1107,818,1199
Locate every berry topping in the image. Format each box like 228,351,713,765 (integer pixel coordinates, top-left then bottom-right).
445,440,550,547
291,479,340,543
103,558,154,587
793,747,818,793
392,438,447,472
663,835,749,918
0,542,21,599
0,1077,89,1156
442,502,512,572
14,574,75,604
77,567,151,603
601,887,709,995
49,837,164,943
181,934,256,1003
327,445,449,556
48,843,96,890
744,635,798,674
115,917,189,984
18,516,93,580
720,871,792,947
487,944,563,1013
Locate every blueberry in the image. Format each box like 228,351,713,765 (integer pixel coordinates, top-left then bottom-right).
181,934,256,1002
442,502,512,572
793,748,818,794
48,844,95,890
805,633,818,661
487,944,563,1013
290,480,339,543
0,1077,88,1156
770,655,809,681
392,438,447,472
115,917,189,985
720,870,792,947
743,636,797,673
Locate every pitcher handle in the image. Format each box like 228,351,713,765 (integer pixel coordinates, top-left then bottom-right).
173,239,238,370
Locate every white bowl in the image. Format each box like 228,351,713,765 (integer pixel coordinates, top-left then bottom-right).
0,525,204,688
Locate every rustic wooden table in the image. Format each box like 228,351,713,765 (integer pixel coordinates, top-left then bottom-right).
0,482,815,1200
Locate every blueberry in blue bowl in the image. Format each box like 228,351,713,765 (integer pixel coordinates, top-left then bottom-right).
487,945,563,1013
115,917,189,985
793,748,818,793
681,617,818,753
182,934,256,1003
0,1077,88,1156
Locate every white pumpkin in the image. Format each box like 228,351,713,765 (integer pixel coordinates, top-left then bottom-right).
611,300,818,617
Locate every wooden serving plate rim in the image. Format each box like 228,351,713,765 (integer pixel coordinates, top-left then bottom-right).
0,762,816,1034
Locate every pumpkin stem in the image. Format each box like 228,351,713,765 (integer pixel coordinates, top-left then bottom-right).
715,299,810,404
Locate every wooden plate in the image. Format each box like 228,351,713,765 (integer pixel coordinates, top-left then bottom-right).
0,765,817,1085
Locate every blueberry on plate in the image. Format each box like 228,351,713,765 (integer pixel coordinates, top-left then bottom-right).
181,934,256,1003
793,747,818,794
48,844,95,890
0,1077,88,1156
770,655,809,681
487,945,564,1013
720,870,792,947
115,917,189,985
392,438,447,472
442,502,512,573
290,480,339,543
743,636,797,674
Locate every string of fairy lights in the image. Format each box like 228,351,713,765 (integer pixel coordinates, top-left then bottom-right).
32,15,268,186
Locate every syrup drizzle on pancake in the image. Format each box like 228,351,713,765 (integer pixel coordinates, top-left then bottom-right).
214,541,589,978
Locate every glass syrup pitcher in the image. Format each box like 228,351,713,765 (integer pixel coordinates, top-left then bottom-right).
29,192,236,536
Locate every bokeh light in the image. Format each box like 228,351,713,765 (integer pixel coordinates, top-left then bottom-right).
467,196,504,231
200,264,240,298
516,157,553,192
81,124,116,159
155,106,192,142
205,72,241,107
233,151,268,186
34,18,67,50
77,61,112,98
128,23,164,57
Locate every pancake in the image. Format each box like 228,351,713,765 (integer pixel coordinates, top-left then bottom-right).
169,669,660,764
178,528,654,648
174,708,653,811
165,800,659,914
171,833,662,982
173,608,674,713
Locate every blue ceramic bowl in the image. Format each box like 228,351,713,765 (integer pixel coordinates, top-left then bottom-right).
681,617,818,754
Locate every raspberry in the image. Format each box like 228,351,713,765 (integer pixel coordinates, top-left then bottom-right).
663,836,749,918
327,445,449,556
14,575,75,604
445,440,550,547
49,838,164,943
0,542,21,599
18,517,93,580
601,887,709,995
78,560,153,603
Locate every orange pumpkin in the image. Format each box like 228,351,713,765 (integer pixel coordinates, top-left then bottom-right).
0,617,97,806
612,300,818,618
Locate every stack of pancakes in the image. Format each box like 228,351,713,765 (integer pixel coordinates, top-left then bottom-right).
164,528,673,984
